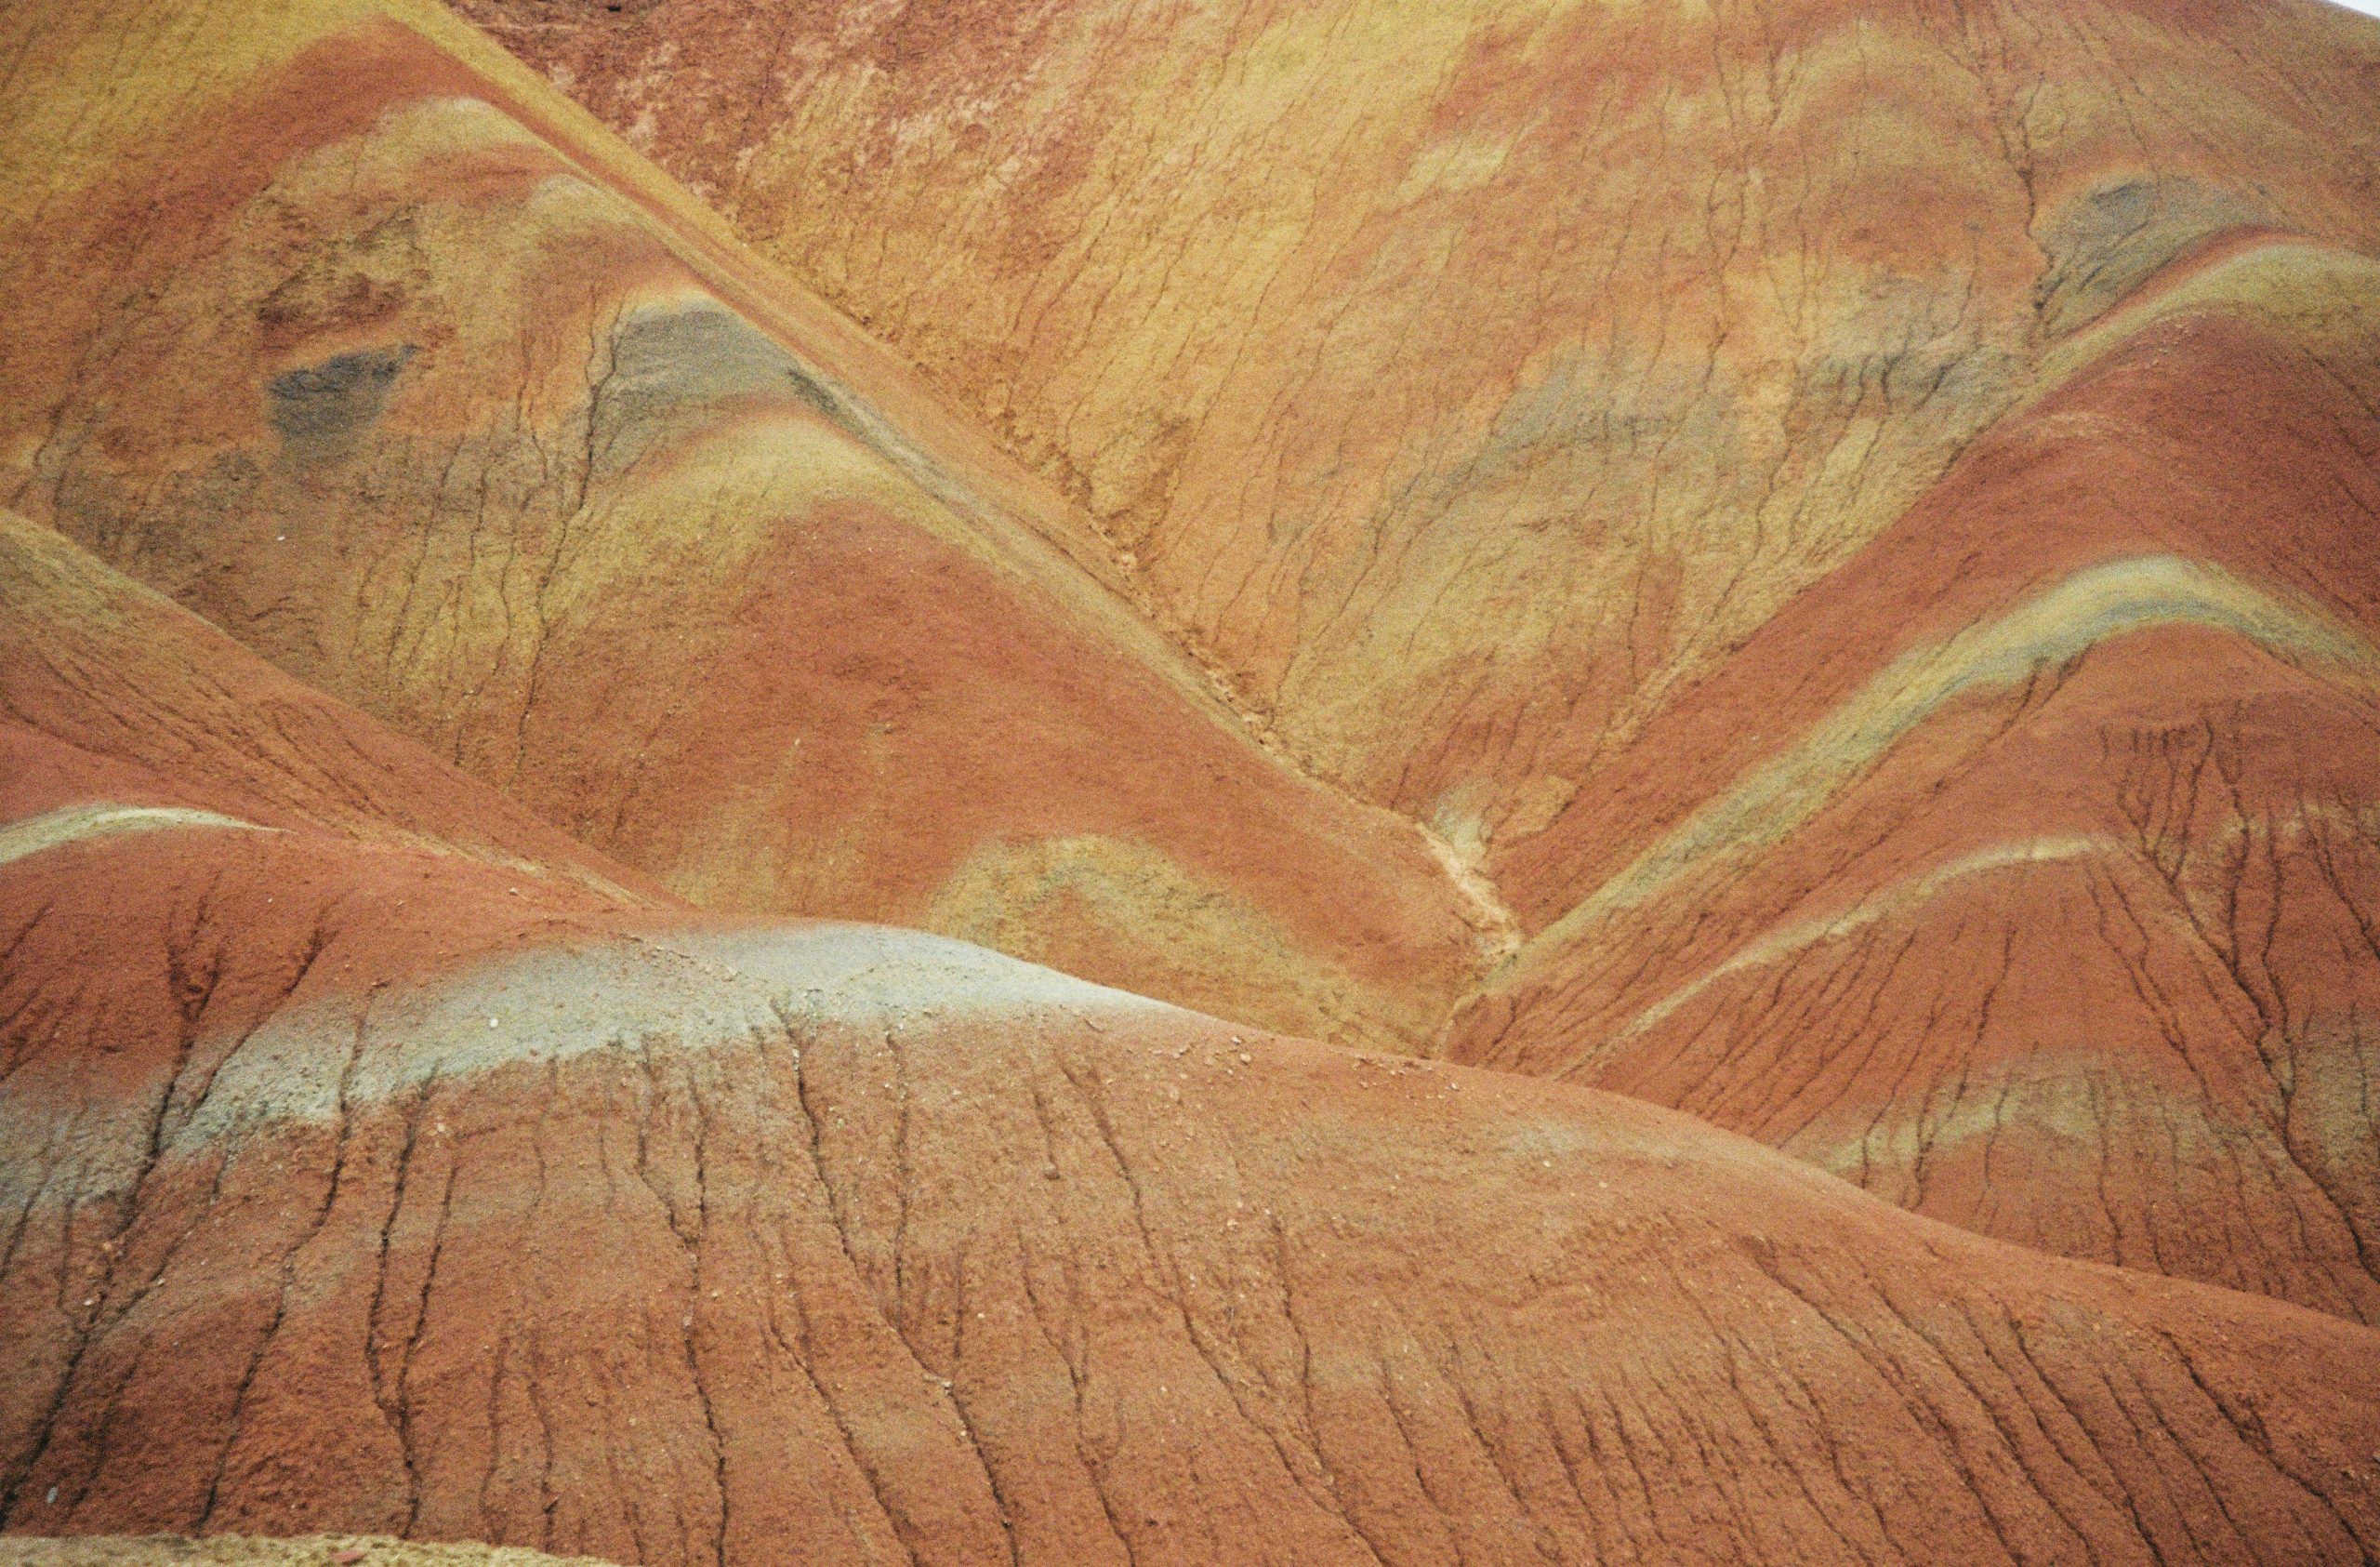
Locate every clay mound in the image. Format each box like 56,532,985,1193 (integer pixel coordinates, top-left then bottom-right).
0,510,657,903
460,0,2380,842
0,0,1488,1051
1446,268,2380,1321
1,535,2376,1564
7,810,2380,1564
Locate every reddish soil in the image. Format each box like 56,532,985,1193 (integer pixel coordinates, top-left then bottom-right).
0,1,1486,1051
6,722,2377,1565
459,0,2380,833
4,2,2380,1564
1444,293,2380,1325
440,0,2380,1331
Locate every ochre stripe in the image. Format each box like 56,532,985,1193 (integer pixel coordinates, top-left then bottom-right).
0,802,266,870
1511,556,2373,977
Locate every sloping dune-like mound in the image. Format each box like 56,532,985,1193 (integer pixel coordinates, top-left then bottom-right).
2,1535,618,1567
7,516,2380,1566
453,0,2380,1319
462,0,2380,837
1446,254,2380,1324
0,0,1489,1053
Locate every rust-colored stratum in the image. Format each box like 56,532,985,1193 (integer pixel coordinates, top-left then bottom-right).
4,0,2379,1563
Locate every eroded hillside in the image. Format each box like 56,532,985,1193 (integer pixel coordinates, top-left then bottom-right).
457,0,2380,1320
0,0,1491,1053
6,519,2378,1567
463,0,2380,838
1446,263,2380,1323
7,2,2380,1562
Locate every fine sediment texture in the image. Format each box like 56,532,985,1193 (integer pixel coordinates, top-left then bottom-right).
6,1,2380,1563
0,0,1487,1053
453,0,2380,1321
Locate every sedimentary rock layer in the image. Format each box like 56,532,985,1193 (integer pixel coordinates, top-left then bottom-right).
7,511,2379,1567
450,0,2380,1319
0,0,1488,1051
461,0,2380,840
7,5,2380,1562
1445,259,2380,1325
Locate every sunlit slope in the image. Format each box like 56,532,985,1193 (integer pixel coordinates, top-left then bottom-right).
1447,260,2380,1322
0,510,651,897
0,0,1491,1049
463,0,2380,853
4,535,2377,1564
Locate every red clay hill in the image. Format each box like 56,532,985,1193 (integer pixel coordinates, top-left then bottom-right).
0,0,1488,1056
5,511,2379,1566
463,0,2380,1325
6,0,2380,1564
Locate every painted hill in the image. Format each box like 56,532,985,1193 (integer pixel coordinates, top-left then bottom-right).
1443,268,2380,1323
6,1,2380,1563
456,0,2380,1319
457,0,2380,833
6,525,2379,1566
0,0,1491,1054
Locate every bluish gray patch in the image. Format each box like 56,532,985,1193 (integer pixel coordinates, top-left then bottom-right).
591,302,858,482
2034,176,2269,335
267,344,416,443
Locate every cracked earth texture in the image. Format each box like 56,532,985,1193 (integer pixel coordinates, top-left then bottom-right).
453,0,2380,1322
6,511,2380,1566
7,0,2380,1563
